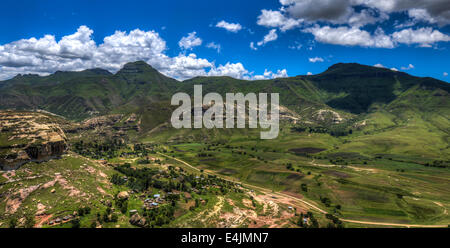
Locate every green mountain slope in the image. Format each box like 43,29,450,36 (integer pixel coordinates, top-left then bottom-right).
0,61,448,155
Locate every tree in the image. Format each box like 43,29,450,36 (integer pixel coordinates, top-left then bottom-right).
120,201,128,214
301,183,308,192
297,213,304,227
111,214,119,223
90,221,97,228
71,218,81,228
9,217,18,228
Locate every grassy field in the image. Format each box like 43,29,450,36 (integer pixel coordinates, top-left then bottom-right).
140,118,449,226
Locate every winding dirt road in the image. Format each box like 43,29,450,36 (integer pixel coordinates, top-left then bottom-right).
158,152,448,228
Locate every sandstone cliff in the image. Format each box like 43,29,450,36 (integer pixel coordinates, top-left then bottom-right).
0,111,68,170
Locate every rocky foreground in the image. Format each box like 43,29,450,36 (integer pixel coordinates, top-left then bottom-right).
0,111,68,170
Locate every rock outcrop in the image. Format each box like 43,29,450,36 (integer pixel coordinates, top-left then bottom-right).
0,111,68,170
129,213,146,227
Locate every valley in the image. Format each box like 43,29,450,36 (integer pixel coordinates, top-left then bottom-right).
0,62,449,228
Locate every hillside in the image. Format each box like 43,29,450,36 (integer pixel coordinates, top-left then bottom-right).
1,61,448,158
0,62,449,228
0,111,68,170
1,62,448,121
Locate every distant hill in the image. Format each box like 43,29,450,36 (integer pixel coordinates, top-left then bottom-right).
0,61,448,128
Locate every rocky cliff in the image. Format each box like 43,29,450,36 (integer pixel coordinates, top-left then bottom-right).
0,111,68,170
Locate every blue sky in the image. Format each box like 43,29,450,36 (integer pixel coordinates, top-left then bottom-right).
0,0,449,82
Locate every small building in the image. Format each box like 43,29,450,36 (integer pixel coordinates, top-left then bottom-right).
154,194,161,198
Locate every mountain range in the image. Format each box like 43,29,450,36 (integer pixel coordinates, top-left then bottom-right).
1,61,449,228
1,61,448,117
0,61,449,159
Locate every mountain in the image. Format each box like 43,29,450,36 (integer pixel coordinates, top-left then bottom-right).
0,61,178,120
0,61,448,135
1,62,449,228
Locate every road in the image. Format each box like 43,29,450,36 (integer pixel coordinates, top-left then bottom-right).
158,152,448,228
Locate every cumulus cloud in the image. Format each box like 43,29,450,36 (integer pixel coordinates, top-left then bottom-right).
347,9,389,27
391,67,399,71
278,0,450,26
206,42,221,53
303,25,395,48
302,24,449,48
162,53,212,80
443,72,448,76
254,0,450,49
356,0,450,26
401,64,414,70
392,27,450,47
249,42,257,51
178,32,202,50
257,29,278,46
374,63,386,68
0,25,279,81
281,0,353,23
309,57,324,63
257,9,302,31
307,72,313,75
207,62,288,80
215,20,242,33
208,62,248,78
249,69,289,80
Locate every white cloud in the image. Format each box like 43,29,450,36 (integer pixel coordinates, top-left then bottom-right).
392,27,450,47
374,63,385,68
273,69,288,78
307,72,313,75
444,72,448,76
302,24,449,49
206,42,221,53
249,42,257,51
162,53,212,80
208,62,248,78
207,63,288,80
215,20,242,33
303,25,394,48
0,25,275,81
309,57,324,63
391,67,399,71
178,32,202,50
248,69,289,80
257,29,278,46
257,9,302,31
400,64,414,70
288,41,303,50
256,0,450,49
347,9,389,27
252,1,450,49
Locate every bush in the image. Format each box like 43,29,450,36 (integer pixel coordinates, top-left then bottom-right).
71,218,81,228
9,217,17,228
24,215,35,228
